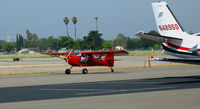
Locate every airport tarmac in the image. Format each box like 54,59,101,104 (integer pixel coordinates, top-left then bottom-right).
0,65,200,109
0,56,167,72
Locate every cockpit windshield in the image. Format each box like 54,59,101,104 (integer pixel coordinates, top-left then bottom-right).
74,53,81,57
193,33,200,36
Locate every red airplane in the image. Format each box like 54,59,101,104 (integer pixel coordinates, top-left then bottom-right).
41,50,128,74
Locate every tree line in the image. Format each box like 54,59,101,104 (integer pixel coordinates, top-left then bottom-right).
0,30,160,52
0,16,160,52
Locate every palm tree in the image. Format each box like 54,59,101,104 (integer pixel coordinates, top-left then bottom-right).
63,17,70,36
72,16,77,40
95,17,98,31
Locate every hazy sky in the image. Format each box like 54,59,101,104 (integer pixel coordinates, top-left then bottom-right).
0,0,200,41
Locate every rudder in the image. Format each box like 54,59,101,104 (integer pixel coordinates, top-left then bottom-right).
152,1,184,36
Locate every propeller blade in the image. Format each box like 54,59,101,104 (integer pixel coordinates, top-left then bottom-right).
67,49,73,58
59,55,67,59
66,49,73,64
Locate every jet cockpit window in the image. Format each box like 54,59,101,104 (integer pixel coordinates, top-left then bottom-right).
193,33,200,36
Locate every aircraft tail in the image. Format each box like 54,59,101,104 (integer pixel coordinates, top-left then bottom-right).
152,1,185,36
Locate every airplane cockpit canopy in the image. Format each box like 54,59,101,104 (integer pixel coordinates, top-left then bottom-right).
74,53,81,57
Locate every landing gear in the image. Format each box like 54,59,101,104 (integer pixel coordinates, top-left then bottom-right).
65,66,73,75
65,69,71,74
82,68,88,74
111,68,114,72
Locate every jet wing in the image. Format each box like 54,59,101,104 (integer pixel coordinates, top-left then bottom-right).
135,31,182,42
81,50,129,56
151,57,200,65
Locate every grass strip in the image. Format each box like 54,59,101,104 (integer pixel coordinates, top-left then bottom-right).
0,63,190,76
128,50,166,56
0,50,166,59
0,53,50,59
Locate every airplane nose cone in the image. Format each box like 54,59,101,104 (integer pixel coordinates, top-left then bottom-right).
68,55,80,65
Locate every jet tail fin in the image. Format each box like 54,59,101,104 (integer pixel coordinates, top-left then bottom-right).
152,1,185,36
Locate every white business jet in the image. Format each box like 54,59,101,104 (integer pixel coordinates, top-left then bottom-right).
136,1,200,64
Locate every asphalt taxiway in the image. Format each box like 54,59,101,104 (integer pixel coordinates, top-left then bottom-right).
0,65,200,109
0,56,167,71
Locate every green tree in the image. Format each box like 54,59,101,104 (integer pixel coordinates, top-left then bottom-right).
0,40,5,51
102,41,112,49
58,36,74,49
83,30,103,50
47,36,59,50
126,37,135,50
36,36,59,51
74,39,83,50
26,30,32,41
72,16,77,40
63,17,70,36
37,38,49,51
25,30,38,48
113,33,128,47
2,42,16,52
16,34,24,51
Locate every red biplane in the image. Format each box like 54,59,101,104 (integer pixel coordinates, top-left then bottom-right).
41,50,128,74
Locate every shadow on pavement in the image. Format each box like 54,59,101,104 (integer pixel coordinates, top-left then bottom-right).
1,75,200,103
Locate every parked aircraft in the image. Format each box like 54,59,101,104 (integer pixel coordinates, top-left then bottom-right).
41,50,128,74
136,1,200,64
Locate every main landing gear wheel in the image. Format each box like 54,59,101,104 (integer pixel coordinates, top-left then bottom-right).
82,68,88,74
65,69,71,75
111,68,114,72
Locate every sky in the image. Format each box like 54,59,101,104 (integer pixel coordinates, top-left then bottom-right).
0,0,200,41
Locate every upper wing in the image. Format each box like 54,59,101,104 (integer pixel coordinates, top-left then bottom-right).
41,50,128,57
41,52,74,57
135,31,182,42
81,50,129,56
151,57,200,65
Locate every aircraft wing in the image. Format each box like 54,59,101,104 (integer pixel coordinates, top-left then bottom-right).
41,50,128,57
41,52,74,57
135,31,182,42
151,57,200,65
81,50,129,56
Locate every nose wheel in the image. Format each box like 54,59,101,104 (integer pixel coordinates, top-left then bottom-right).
65,66,73,75
65,69,71,74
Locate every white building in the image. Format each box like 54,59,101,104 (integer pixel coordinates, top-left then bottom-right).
115,46,124,50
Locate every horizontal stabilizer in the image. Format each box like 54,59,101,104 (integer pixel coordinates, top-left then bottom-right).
135,31,182,42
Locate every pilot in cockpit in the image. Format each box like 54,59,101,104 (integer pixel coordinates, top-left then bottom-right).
80,55,91,63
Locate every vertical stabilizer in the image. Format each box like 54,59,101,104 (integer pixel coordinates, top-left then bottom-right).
152,1,184,36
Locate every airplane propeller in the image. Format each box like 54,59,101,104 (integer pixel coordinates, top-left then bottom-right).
59,49,73,64
66,49,73,63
